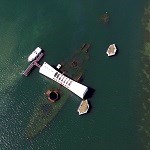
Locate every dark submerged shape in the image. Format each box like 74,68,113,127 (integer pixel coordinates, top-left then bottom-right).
100,12,110,24
25,44,91,139
45,90,60,102
50,91,58,101
41,104,51,115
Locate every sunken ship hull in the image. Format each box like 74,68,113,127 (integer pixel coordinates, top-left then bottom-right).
25,44,90,139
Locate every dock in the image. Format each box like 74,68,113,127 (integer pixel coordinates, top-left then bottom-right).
23,52,44,76
77,99,89,115
106,44,117,56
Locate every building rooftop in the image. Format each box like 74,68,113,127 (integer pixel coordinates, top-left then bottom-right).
39,62,88,99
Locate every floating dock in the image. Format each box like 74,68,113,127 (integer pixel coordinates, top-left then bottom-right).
77,99,89,115
80,43,90,53
23,52,44,76
106,44,117,56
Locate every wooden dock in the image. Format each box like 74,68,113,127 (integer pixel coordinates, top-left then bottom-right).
23,52,44,76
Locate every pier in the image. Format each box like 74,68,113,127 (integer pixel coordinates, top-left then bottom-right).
77,99,89,115
23,52,44,76
106,44,117,56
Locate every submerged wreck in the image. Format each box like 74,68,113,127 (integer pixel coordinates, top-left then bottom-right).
100,12,110,24
24,44,91,139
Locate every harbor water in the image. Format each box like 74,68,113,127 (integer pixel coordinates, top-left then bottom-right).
0,0,149,149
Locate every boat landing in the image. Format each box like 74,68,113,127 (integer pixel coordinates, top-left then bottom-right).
23,52,44,76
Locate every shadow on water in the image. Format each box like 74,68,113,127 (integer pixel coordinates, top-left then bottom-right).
84,86,95,99
114,45,119,56
87,100,92,114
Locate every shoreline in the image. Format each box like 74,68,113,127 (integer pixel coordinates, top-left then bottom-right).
138,2,150,150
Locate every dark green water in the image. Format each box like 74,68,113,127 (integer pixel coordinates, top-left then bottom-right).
0,0,149,149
